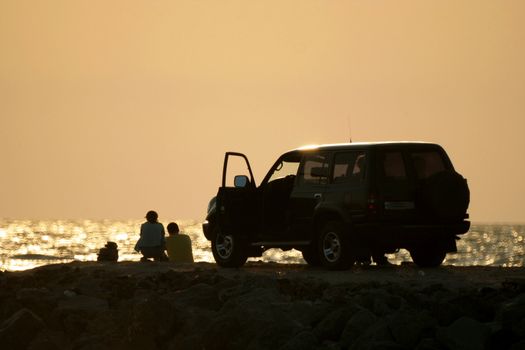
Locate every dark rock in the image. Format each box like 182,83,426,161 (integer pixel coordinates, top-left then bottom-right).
510,340,525,350
279,278,326,301
354,340,409,350
354,288,405,316
0,308,44,350
349,318,394,350
387,310,437,348
340,308,377,348
27,329,69,350
497,293,525,337
447,294,495,322
169,282,221,311
246,322,304,350
203,287,302,350
314,307,354,341
487,326,519,350
436,316,490,350
57,294,109,313
279,330,319,350
322,286,349,303
127,295,176,348
318,339,341,350
414,338,443,350
286,300,332,328
202,314,244,350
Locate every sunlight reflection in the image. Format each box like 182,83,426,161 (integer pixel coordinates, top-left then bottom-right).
0,221,523,271
114,232,129,241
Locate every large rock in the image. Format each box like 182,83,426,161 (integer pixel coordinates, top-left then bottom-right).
387,310,437,348
57,294,109,313
348,318,394,350
340,308,378,348
202,286,303,350
168,282,221,311
497,292,525,337
126,295,176,348
279,331,319,350
0,308,44,350
314,307,354,341
436,317,490,350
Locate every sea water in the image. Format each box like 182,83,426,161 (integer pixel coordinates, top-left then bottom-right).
0,220,523,271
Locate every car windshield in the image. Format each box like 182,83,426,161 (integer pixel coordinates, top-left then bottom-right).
267,159,300,183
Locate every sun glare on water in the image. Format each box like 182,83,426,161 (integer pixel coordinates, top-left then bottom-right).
0,220,523,271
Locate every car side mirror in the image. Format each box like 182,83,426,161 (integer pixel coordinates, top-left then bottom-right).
234,175,250,188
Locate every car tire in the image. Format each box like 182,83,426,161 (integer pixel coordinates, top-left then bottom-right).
318,221,355,270
410,245,446,268
301,246,321,266
419,170,470,222
211,226,248,268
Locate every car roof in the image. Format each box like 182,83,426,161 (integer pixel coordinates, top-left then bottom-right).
288,141,442,153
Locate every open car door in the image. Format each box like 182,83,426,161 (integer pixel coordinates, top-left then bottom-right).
216,152,257,238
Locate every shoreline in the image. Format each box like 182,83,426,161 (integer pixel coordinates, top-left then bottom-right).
1,261,525,349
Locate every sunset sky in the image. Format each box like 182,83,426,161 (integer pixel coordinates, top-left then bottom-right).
1,1,524,222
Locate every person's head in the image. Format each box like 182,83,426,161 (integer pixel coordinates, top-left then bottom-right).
145,210,158,223
167,222,179,235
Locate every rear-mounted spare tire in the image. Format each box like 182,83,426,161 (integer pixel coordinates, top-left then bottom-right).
418,170,470,223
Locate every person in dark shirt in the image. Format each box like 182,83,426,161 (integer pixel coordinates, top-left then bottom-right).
134,210,168,262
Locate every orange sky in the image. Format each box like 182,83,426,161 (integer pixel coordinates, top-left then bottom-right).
1,1,524,222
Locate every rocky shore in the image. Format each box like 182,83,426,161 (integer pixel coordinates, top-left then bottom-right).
1,261,524,350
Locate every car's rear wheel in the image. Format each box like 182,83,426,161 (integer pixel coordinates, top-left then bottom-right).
410,245,446,268
318,221,355,270
211,227,248,267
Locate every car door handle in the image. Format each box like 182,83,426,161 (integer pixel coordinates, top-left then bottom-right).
314,193,322,199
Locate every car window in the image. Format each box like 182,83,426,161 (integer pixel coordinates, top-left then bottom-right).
268,159,300,183
382,152,406,179
297,153,329,185
411,151,446,179
332,151,366,184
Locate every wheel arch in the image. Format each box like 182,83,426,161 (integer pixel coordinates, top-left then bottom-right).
313,205,351,232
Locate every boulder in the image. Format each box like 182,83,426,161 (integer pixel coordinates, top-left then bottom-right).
168,282,221,311
0,308,44,350
57,294,109,313
340,308,377,348
436,317,490,350
314,307,353,341
497,292,525,337
279,331,319,350
348,318,394,350
127,295,176,346
387,310,437,348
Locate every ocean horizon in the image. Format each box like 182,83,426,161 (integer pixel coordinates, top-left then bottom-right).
0,219,523,271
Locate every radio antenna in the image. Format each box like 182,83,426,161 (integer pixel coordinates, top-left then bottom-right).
347,114,353,143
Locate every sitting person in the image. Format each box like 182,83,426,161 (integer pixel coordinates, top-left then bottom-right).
165,222,194,263
134,210,168,262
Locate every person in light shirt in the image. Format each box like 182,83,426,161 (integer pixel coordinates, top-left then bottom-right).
134,210,168,262
165,222,194,263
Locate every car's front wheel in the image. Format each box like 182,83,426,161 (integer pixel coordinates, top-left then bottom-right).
318,221,355,270
211,227,248,268
301,245,321,266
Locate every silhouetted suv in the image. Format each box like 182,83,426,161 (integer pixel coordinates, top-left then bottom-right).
202,142,470,269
